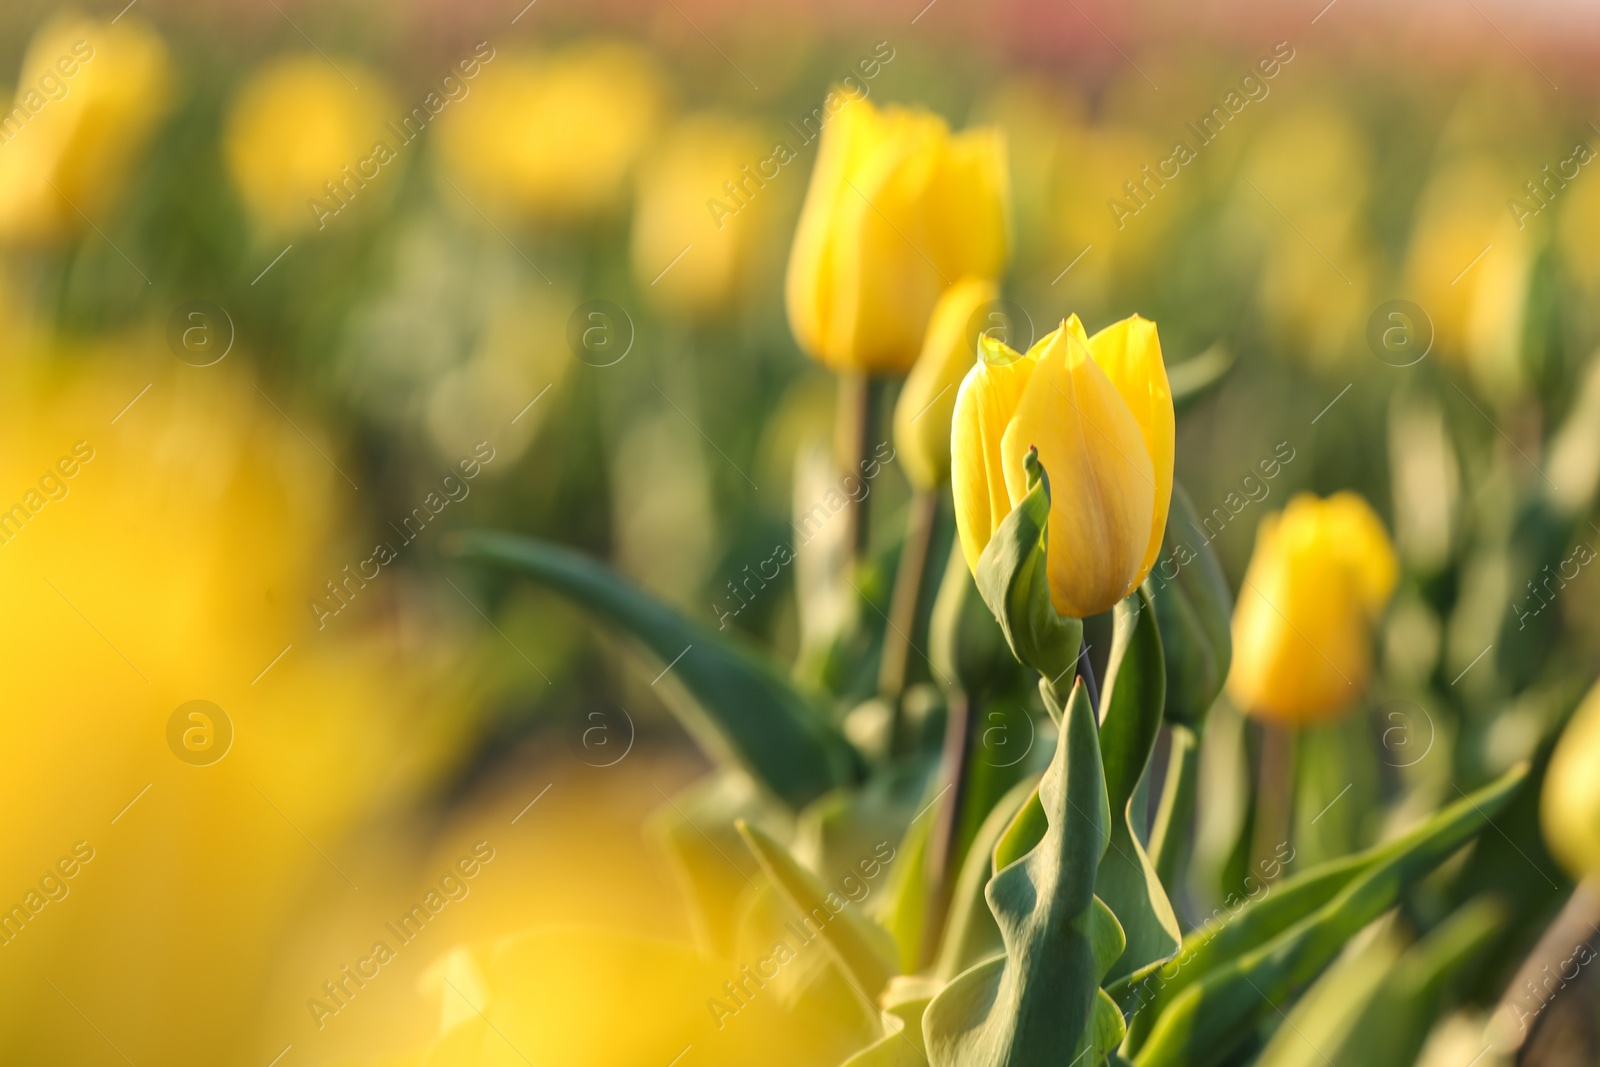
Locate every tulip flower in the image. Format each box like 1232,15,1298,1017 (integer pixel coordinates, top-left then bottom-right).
1543,680,1600,880
893,277,999,489
950,314,1173,619
1227,492,1398,724
435,41,666,223
632,114,774,316
0,15,171,243
786,94,1009,375
224,54,396,235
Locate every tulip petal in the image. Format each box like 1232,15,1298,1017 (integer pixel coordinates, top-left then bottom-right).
785,94,884,368
950,339,1037,575
1086,315,1174,592
1003,327,1155,618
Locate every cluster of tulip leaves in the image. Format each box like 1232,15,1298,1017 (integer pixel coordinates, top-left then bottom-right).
454,395,1526,1067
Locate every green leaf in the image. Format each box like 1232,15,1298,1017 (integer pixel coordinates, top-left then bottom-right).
973,450,1083,693
649,772,783,959
737,819,900,1001
452,530,863,809
1129,763,1528,1067
921,681,1122,1066
934,775,1041,981
1324,897,1504,1067
1147,724,1200,897
840,976,943,1066
1168,344,1235,416
1095,588,1182,985
1146,484,1233,730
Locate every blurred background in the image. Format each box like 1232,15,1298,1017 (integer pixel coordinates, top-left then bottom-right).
2,0,1600,1063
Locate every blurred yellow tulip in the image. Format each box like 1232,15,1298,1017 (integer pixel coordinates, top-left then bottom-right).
435,41,666,223
632,114,775,316
1228,492,1399,724
0,15,170,242
786,94,1009,375
1403,161,1532,398
225,54,397,234
893,277,997,489
1542,681,1600,880
0,346,477,1064
950,314,1173,618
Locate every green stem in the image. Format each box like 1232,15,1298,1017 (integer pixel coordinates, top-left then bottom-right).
922,686,973,968
880,488,939,743
1251,719,1297,883
835,372,874,560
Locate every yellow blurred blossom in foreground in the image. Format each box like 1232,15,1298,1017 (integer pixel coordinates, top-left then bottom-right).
225,54,398,234
786,93,1009,375
951,314,1173,618
0,15,171,242
1228,492,1398,724
632,113,777,316
435,40,667,223
0,343,476,1064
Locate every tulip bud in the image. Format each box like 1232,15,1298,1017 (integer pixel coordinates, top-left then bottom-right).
224,55,395,235
435,41,666,224
1543,681,1600,880
786,94,1009,375
0,15,171,243
894,278,999,489
1227,492,1398,724
631,114,773,317
950,315,1174,620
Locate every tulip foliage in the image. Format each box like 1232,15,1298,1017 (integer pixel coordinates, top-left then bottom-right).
456,407,1527,1065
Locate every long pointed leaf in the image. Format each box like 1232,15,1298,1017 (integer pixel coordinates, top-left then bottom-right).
1131,764,1528,1067
737,819,900,1001
454,530,863,809
922,681,1122,1066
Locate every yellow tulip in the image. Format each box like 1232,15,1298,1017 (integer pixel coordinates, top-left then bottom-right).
893,277,998,489
1227,492,1398,724
950,315,1173,619
225,55,396,234
631,113,774,316
0,348,479,1063
786,94,1009,375
1543,681,1600,880
434,41,666,223
0,15,171,242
